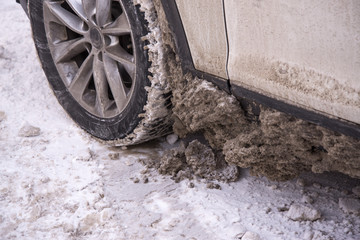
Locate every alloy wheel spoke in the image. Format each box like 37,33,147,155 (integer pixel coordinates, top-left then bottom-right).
122,60,136,80
103,54,128,112
69,54,94,99
53,37,88,63
81,0,96,22
65,0,87,22
105,45,135,80
44,1,87,35
102,13,131,36
93,56,110,117
96,0,112,28
105,45,134,66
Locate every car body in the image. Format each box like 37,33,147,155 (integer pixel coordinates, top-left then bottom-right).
162,0,360,139
17,0,359,140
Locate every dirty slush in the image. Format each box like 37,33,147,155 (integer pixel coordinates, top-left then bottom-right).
134,0,360,183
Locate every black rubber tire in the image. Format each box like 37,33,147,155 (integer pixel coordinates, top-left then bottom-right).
29,0,154,141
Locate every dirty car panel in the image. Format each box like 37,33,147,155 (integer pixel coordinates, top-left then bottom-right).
175,0,228,79
226,0,360,126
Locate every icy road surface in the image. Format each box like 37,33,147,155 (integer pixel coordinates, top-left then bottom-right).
0,2,359,239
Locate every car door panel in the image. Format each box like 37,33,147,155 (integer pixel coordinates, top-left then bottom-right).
225,0,360,124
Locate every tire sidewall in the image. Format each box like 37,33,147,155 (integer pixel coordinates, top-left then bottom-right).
29,0,151,140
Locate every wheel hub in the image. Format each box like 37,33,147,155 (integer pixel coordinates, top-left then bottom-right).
90,28,103,49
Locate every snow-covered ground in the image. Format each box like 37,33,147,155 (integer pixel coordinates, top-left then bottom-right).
0,1,359,239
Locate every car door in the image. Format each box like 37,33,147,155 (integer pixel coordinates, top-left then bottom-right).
225,0,360,125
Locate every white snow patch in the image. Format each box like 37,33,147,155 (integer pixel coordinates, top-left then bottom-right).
166,134,178,145
286,204,321,221
242,231,262,240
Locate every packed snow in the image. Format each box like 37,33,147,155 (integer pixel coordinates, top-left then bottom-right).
0,1,359,239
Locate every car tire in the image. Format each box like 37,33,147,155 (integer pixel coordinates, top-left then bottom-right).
28,0,172,145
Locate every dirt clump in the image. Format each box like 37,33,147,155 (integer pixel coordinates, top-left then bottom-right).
206,182,222,190
184,140,239,182
352,186,360,197
171,76,249,150
18,124,41,137
185,140,217,178
223,108,360,180
338,198,360,215
108,153,120,160
159,140,239,183
158,143,186,176
0,111,6,122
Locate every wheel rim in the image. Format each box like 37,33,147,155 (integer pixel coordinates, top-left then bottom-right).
43,0,136,118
